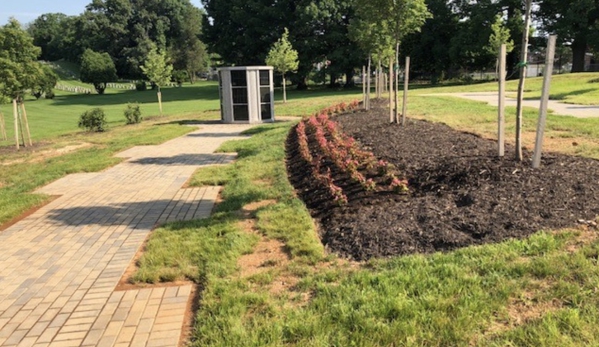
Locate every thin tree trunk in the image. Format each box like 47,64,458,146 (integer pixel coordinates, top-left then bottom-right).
515,0,532,161
374,62,379,98
20,103,32,147
571,37,587,72
283,73,287,103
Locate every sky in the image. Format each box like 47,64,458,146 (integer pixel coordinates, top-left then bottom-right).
0,0,204,26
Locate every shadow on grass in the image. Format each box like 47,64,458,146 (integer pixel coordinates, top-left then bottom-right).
551,88,597,101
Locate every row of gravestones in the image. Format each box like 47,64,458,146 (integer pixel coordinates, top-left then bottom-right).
55,84,92,94
55,81,179,95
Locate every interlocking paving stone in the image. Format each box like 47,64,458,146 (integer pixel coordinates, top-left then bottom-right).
0,123,253,346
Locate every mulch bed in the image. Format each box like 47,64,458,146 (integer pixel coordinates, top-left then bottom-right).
286,105,599,261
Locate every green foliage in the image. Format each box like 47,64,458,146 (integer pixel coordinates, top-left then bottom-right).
32,64,58,99
79,49,117,95
140,45,173,91
0,19,43,101
266,28,299,101
124,103,142,124
539,0,599,72
487,15,515,56
27,13,70,61
172,70,188,86
135,81,148,91
266,28,299,76
352,0,431,50
78,107,107,132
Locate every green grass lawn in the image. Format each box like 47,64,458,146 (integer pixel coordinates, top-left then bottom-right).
416,72,599,105
137,116,599,346
2,75,599,346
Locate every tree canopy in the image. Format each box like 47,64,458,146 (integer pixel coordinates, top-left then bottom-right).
0,19,44,101
80,49,117,94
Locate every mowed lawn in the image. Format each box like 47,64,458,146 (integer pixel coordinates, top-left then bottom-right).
2,72,599,346
414,72,599,105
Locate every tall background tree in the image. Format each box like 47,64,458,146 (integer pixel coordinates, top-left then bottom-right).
0,19,44,102
27,0,209,80
538,0,599,72
79,49,117,94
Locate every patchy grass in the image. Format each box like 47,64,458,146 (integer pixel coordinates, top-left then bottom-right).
133,121,324,283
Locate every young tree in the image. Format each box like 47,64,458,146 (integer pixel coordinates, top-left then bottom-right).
0,18,44,148
351,0,431,123
140,45,173,116
80,49,117,94
487,15,515,79
265,28,299,103
32,65,58,99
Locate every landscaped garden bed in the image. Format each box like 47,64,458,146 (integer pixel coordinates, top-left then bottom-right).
287,102,599,260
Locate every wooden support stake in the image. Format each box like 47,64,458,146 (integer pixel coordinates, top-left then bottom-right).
13,99,19,150
362,65,366,109
374,62,379,99
394,51,399,123
389,57,394,123
21,103,32,147
366,56,371,110
0,111,6,141
401,56,410,126
157,91,163,116
498,44,506,157
532,35,557,169
17,102,26,147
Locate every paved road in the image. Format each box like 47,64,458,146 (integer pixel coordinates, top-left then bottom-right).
429,92,599,118
0,123,253,347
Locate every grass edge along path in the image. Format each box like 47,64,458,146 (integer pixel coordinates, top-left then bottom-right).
132,102,599,347
0,120,195,227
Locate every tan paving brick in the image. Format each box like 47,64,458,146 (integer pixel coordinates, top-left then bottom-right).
0,124,253,346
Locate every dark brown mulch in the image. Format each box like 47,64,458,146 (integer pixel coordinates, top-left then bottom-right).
285,106,599,261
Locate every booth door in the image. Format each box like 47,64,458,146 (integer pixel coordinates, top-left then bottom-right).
259,70,272,120
231,70,249,121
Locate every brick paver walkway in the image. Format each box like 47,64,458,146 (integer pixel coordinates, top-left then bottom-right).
0,123,253,347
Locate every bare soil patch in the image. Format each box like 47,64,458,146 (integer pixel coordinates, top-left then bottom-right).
286,105,599,260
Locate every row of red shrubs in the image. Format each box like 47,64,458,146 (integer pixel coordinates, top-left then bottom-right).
295,101,408,205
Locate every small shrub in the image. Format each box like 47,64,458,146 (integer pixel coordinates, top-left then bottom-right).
44,91,55,99
78,108,107,132
124,103,142,124
172,70,187,87
135,81,148,91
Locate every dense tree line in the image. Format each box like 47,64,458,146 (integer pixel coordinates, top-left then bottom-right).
202,0,598,85
20,0,599,87
27,0,208,80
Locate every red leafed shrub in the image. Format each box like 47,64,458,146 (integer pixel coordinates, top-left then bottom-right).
294,100,408,205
